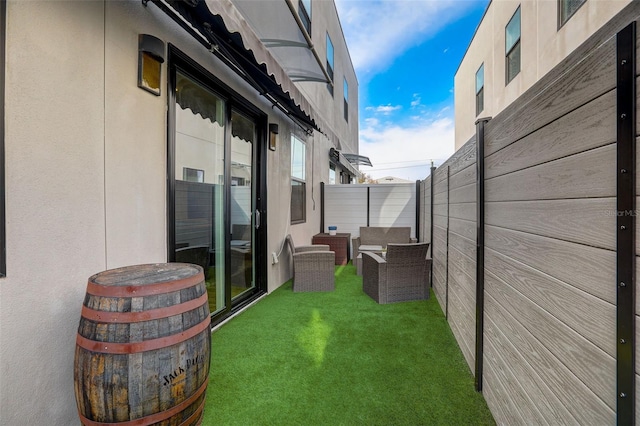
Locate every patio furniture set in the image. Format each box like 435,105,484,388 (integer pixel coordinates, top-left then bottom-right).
286,226,431,303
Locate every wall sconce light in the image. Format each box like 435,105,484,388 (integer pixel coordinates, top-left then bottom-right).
269,123,279,151
138,34,165,96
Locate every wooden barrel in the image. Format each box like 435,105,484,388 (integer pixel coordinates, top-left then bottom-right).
74,263,211,426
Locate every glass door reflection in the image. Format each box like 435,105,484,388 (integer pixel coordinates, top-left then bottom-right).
229,110,255,299
173,71,226,315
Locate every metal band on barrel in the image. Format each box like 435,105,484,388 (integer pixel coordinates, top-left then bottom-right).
81,293,208,323
178,395,206,426
78,378,208,426
76,315,211,354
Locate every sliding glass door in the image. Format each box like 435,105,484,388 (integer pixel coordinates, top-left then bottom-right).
168,49,265,322
173,70,227,314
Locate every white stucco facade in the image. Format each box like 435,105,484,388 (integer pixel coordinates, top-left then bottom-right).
454,0,631,150
0,1,358,424
295,0,359,155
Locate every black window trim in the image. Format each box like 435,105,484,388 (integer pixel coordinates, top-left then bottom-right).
290,178,306,224
505,6,521,85
343,78,349,122
558,0,586,29
326,32,334,96
298,0,311,35
475,63,484,117
290,134,307,224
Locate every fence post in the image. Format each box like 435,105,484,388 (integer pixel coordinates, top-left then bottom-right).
366,186,370,227
320,182,325,234
616,21,636,426
475,116,491,392
415,180,421,241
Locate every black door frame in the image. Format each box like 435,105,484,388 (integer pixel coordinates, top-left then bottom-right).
166,45,267,326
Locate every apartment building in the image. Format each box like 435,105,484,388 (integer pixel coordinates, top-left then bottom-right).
454,0,632,150
0,1,357,424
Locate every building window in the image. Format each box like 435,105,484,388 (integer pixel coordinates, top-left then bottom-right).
329,164,336,185
291,135,306,224
326,33,334,96
559,0,585,27
183,167,204,183
475,63,484,116
299,0,311,35
343,78,349,122
505,6,521,85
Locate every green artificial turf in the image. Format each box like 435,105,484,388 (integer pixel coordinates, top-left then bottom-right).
202,263,495,425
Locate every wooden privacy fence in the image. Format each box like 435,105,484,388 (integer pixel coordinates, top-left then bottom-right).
420,5,640,425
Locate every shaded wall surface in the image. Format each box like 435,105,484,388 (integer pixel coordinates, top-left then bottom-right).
421,3,640,424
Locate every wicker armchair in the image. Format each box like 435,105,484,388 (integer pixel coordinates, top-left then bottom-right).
362,242,431,304
285,235,335,292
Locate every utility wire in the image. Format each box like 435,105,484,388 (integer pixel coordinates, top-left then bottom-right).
371,159,434,166
368,163,435,171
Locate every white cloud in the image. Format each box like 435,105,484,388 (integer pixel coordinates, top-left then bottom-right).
364,117,380,126
358,111,455,181
366,104,402,115
332,0,481,181
335,0,475,76
410,94,421,107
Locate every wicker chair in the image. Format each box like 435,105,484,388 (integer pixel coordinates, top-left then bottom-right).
352,226,417,259
285,235,335,292
362,242,431,304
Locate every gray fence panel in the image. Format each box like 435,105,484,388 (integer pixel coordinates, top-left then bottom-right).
416,4,640,423
431,165,449,317
480,22,619,426
420,178,430,244
323,184,368,239
368,184,416,233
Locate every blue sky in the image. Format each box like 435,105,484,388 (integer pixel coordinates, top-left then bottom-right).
334,0,489,181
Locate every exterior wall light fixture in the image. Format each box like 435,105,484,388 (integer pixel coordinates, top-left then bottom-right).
138,34,165,96
269,123,279,151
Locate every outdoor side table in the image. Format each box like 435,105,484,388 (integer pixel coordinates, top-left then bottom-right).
312,233,351,265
